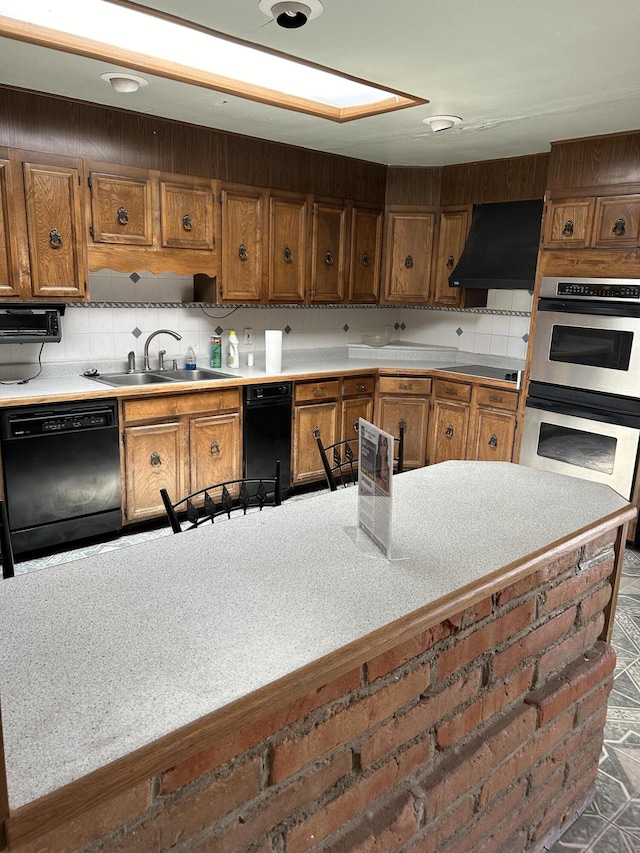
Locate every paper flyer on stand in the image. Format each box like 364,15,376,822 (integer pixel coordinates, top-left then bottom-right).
357,418,393,556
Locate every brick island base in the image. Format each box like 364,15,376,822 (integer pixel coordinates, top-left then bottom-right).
7,528,624,853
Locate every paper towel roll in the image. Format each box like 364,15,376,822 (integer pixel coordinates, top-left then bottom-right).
265,329,282,374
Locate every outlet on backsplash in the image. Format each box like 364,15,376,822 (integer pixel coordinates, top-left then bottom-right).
243,328,253,346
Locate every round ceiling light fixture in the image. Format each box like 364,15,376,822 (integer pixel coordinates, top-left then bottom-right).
259,0,324,29
100,72,149,94
423,115,463,132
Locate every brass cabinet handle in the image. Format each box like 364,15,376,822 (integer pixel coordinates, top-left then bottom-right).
399,418,407,430
446,255,455,269
182,213,193,232
362,252,370,267
612,217,626,236
49,228,62,249
562,219,574,237
238,243,248,260
210,440,220,456
284,246,293,263
445,425,454,438
150,451,162,467
398,382,413,390
117,206,129,225
352,419,359,432
313,386,326,396
356,383,366,391
488,394,503,403
404,255,413,269
325,250,334,265
444,386,458,395
488,434,498,449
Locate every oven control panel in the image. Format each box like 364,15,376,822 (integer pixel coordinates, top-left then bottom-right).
540,276,640,301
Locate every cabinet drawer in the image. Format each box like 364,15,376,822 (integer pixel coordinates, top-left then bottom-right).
476,386,518,411
343,375,375,396
295,379,340,402
378,376,432,395
123,389,240,422
433,379,472,402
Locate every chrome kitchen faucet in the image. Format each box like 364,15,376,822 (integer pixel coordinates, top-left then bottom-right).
143,329,182,371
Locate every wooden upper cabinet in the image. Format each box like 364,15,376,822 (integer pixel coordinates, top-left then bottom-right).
23,159,87,299
219,183,265,303
310,200,347,303
349,205,382,303
593,195,640,248
0,158,21,297
160,176,215,250
542,197,595,249
88,167,153,245
383,209,436,304
268,191,308,303
432,206,471,307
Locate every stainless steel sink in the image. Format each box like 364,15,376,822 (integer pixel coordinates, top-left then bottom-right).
84,368,236,387
158,368,234,381
89,372,176,387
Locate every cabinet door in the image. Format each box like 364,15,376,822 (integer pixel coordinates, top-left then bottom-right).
349,206,382,303
23,160,87,298
470,408,516,462
432,207,470,307
124,421,185,522
342,396,374,442
593,195,640,248
292,401,339,486
220,184,265,302
0,159,20,297
383,211,436,304
311,200,346,302
542,198,595,249
160,178,215,250
430,399,470,465
189,412,242,494
89,169,153,245
269,192,308,302
377,396,429,470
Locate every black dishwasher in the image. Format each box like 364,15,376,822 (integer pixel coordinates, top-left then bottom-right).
0,399,122,555
243,383,292,498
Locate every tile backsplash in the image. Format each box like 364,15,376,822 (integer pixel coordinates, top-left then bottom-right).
0,272,532,370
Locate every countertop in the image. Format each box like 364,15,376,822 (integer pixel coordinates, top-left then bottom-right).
0,346,524,404
0,462,632,811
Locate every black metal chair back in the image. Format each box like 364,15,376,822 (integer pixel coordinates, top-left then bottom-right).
160,461,281,534
313,422,405,491
1,500,15,579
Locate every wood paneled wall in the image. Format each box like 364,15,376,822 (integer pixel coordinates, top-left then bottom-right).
0,86,388,204
385,166,442,206
546,130,640,190
440,153,549,205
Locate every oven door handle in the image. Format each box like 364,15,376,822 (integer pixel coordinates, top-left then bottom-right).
537,297,640,318
526,395,640,429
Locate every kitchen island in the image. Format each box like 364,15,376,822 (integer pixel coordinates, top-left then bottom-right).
0,462,635,852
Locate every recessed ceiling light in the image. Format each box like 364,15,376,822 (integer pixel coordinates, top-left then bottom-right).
423,115,463,132
258,1,324,29
100,72,148,93
0,0,426,122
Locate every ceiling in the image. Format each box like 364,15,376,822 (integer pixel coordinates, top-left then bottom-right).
1,0,640,167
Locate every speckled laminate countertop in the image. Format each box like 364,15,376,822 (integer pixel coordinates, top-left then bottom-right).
0,462,633,810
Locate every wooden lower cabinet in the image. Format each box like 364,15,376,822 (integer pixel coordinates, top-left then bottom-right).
376,376,432,469
429,379,472,465
122,389,241,522
468,386,518,462
292,399,339,487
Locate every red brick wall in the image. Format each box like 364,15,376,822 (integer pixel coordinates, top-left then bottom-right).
8,533,619,853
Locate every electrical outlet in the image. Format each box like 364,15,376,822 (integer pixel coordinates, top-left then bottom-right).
243,328,253,346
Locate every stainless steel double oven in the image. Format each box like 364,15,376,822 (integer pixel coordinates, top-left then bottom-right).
520,276,640,541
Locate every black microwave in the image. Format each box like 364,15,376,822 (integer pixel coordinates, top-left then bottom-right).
0,304,63,344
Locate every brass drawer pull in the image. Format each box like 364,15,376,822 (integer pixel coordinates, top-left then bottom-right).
356,383,366,391
562,219,574,237
49,228,62,249
238,243,248,260
117,206,129,225
612,217,626,236
445,425,454,438
398,382,413,390
313,386,326,396
210,440,220,456
182,213,193,232
150,451,162,467
488,395,503,403
488,434,498,449
444,386,458,395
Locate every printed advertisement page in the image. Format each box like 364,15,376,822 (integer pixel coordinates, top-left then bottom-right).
357,418,393,556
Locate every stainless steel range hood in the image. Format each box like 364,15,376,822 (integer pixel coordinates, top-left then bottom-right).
449,199,544,290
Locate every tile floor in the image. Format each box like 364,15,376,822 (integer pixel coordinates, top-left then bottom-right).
13,531,640,852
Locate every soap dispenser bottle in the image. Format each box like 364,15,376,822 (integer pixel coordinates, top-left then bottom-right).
228,330,240,369
185,345,197,370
